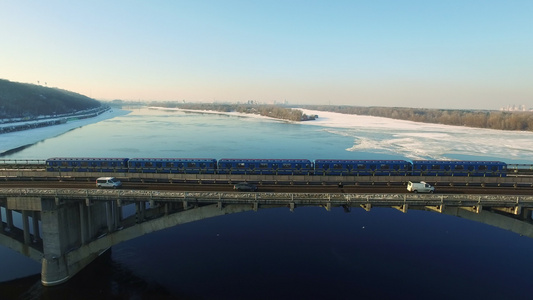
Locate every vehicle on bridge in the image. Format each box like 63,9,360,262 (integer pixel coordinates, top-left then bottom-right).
410,160,507,177
96,177,122,188
44,157,508,177
217,158,313,175
46,157,129,172
407,181,435,193
233,182,258,191
314,159,411,176
127,158,217,174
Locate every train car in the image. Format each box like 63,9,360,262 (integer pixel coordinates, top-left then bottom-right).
410,160,507,177
45,157,129,172
127,158,217,174
217,158,313,175
314,159,411,176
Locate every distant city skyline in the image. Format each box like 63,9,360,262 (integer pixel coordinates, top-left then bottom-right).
1,1,532,110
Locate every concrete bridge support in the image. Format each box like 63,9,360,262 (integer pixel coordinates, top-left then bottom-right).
5,208,14,231
32,211,40,243
0,206,3,233
40,198,113,286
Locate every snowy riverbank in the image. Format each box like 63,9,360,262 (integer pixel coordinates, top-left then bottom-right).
0,109,130,155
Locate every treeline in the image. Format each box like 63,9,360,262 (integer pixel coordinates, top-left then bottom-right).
152,102,304,121
0,79,101,119
300,105,533,131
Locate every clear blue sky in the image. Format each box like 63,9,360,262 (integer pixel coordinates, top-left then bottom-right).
1,1,532,109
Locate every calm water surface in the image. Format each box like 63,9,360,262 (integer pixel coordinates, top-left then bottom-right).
1,107,533,299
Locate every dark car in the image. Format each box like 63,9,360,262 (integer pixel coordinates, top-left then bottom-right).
233,182,258,191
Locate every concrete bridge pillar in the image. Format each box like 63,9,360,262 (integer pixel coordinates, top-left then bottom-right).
115,201,122,228
5,208,14,231
0,206,3,233
32,211,40,242
520,208,533,221
40,198,111,286
79,202,88,244
22,210,31,245
106,201,120,232
136,201,146,223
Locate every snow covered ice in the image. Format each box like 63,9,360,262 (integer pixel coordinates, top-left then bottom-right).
298,109,533,163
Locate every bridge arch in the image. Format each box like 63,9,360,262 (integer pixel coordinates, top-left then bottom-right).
2,188,533,285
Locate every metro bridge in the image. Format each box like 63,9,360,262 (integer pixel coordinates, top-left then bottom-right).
0,162,533,286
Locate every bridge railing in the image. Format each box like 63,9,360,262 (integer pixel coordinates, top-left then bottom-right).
2,188,532,208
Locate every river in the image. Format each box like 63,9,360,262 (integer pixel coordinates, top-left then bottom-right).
1,107,533,299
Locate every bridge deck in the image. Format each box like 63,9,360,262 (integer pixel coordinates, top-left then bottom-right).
2,188,532,209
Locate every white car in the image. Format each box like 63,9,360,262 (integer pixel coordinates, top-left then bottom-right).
407,181,435,193
96,177,122,188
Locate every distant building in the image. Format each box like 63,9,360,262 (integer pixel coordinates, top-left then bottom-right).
500,104,532,111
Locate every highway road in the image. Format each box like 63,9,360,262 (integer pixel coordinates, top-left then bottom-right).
1,180,532,195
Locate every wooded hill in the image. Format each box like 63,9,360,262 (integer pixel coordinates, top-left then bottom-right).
299,105,533,132
0,79,101,119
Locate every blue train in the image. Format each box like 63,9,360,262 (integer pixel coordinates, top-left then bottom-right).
45,157,508,177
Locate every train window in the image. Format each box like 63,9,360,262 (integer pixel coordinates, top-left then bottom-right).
144,162,152,168
187,162,197,168
61,162,68,167
237,163,245,168
249,164,255,170
71,162,78,167
491,166,498,171
431,165,440,170
81,162,88,167
478,165,487,171
91,162,97,167
444,165,451,171
454,165,464,170
102,162,108,167
468,165,474,171
380,164,389,170
135,162,141,167
259,163,268,168
200,163,206,168
178,163,184,168
357,164,366,170
393,165,400,171
323,164,329,170
369,164,377,170
333,164,342,169
272,164,278,169
156,163,162,168
282,163,292,169
346,165,353,170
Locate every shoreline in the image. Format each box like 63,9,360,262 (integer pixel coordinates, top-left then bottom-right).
149,106,293,122
0,109,130,156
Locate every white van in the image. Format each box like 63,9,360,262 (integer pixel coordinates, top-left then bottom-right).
96,177,122,188
407,181,435,193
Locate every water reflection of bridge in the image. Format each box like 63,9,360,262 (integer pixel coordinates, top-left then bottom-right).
1,188,533,286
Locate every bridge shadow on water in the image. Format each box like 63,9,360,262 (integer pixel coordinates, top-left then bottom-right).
0,249,178,300
2,202,533,299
